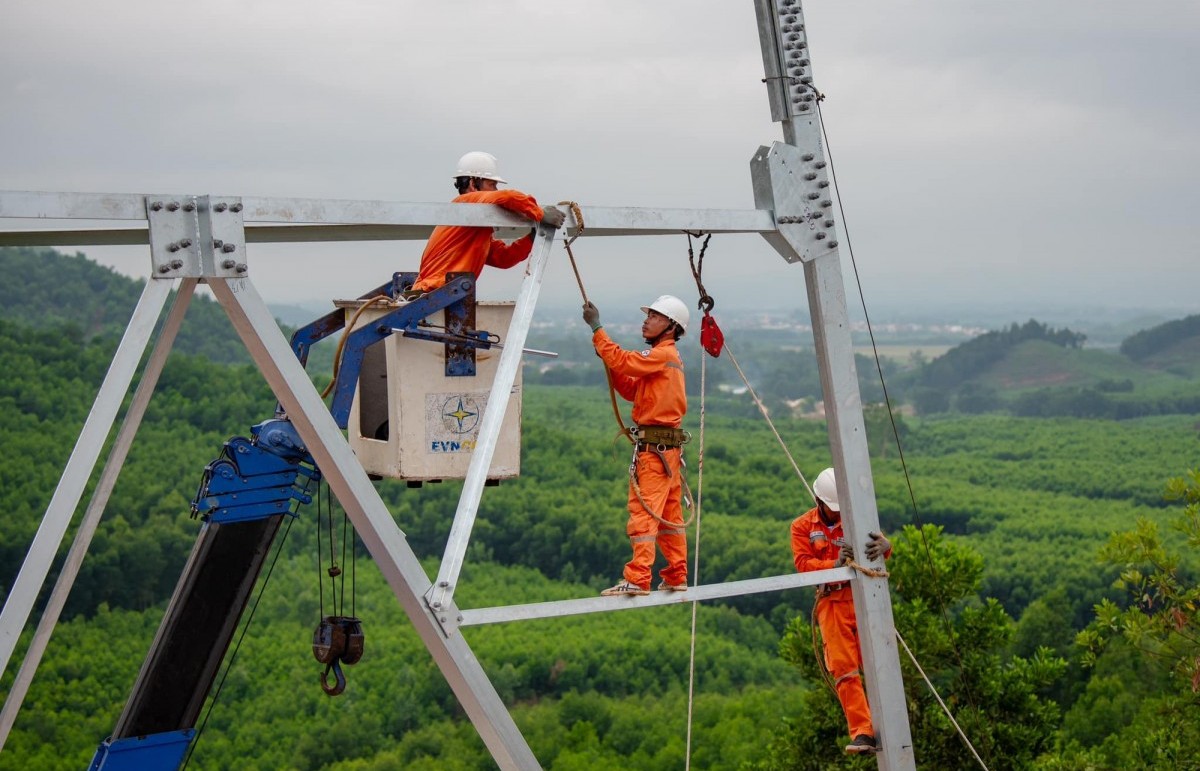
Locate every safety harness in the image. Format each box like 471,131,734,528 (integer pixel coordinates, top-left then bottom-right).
628,424,696,529
561,204,700,530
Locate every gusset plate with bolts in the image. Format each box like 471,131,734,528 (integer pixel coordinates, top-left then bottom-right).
207,197,247,278
750,141,839,264
145,195,247,279
145,196,201,278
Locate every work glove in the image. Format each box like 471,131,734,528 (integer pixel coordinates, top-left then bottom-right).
865,531,891,561
835,543,854,567
582,302,602,331
540,205,565,229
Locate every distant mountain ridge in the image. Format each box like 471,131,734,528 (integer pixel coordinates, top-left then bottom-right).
4,246,1196,419
0,246,312,366
905,316,1200,417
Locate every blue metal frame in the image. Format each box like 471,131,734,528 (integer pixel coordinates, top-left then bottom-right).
327,274,480,428
288,271,494,429
88,729,194,771
189,419,320,524
288,279,393,367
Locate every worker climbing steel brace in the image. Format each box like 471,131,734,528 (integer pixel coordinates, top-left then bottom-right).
409,151,565,295
583,295,690,597
791,467,893,755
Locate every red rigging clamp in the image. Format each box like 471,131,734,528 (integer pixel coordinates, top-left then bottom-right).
696,295,724,358
700,313,724,358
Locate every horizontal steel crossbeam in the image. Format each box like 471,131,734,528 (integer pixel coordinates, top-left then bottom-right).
0,191,777,246
458,567,856,627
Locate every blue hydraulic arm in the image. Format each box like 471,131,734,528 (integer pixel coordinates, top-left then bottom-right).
90,420,320,771
326,273,481,427
289,279,393,367
191,420,321,524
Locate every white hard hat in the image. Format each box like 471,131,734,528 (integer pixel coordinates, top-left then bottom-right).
812,467,839,511
453,151,507,183
640,295,690,333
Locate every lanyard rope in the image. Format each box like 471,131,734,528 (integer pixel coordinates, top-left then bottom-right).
560,201,636,445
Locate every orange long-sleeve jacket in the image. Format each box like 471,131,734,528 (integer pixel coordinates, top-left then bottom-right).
792,506,844,575
792,504,890,740
411,189,545,292
591,329,686,428
791,507,892,581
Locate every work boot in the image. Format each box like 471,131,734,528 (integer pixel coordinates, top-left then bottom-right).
656,580,687,591
601,580,650,597
844,734,878,754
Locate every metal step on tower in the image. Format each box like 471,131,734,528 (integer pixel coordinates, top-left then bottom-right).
0,1,915,768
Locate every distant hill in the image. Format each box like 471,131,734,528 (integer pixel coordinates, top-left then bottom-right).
905,317,1200,417
1120,314,1200,377
910,319,1086,392
0,247,143,338
0,247,312,366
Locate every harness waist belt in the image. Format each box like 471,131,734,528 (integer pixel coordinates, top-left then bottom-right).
820,581,850,594
633,425,689,448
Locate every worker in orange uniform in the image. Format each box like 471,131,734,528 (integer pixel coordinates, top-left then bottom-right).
410,151,565,294
582,296,690,597
791,467,892,755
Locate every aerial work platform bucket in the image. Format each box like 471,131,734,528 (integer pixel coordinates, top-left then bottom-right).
339,299,522,482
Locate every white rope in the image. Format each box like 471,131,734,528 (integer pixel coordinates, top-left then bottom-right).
722,342,816,503
895,630,990,771
684,341,708,770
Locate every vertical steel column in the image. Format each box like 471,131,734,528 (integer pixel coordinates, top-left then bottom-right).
0,278,173,679
805,257,915,768
208,277,541,771
752,0,916,766
427,228,557,619
0,279,197,750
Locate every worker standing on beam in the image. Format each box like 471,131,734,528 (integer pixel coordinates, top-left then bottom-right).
791,467,893,755
409,151,565,295
583,296,690,597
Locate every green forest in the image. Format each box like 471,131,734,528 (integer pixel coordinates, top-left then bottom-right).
0,247,1198,769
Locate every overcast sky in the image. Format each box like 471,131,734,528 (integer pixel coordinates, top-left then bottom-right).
2,1,1196,320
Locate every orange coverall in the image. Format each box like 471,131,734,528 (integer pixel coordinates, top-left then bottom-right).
593,329,687,590
791,506,890,739
411,189,546,293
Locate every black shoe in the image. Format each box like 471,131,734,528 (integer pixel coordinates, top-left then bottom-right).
844,734,878,754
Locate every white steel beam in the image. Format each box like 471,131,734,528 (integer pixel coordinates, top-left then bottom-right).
752,0,916,765
0,193,777,247
0,279,197,750
806,253,915,768
427,228,556,622
0,278,173,679
459,567,855,627
207,277,541,771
